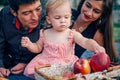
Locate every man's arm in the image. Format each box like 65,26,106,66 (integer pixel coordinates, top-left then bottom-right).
0,7,11,77
0,8,5,67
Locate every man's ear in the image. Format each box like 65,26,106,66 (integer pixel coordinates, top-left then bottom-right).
46,16,51,24
10,8,17,16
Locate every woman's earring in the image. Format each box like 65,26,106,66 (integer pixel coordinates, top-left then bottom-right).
98,18,102,24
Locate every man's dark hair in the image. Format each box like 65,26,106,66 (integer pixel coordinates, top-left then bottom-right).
7,0,40,13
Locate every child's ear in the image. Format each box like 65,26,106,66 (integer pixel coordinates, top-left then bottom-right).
46,16,51,24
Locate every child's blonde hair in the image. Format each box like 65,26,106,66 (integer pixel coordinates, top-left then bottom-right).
46,0,71,15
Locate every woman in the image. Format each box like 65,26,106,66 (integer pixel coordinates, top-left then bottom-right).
71,0,118,62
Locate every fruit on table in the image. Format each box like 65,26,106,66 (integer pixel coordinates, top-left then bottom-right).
0,77,8,80
89,53,111,72
74,58,91,74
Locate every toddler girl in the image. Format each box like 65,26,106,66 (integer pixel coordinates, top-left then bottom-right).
21,0,105,78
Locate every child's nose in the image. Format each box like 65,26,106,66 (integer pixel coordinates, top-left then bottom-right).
60,18,66,23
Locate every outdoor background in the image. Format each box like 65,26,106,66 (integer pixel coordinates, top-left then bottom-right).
0,0,120,63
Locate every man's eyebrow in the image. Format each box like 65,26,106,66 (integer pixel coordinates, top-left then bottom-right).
22,4,42,14
37,4,42,8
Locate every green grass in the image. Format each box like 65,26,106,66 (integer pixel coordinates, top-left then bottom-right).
114,23,120,42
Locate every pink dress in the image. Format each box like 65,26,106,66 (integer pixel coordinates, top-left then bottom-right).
24,29,78,78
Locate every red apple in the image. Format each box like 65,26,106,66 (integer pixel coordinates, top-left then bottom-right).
90,53,111,72
74,58,91,74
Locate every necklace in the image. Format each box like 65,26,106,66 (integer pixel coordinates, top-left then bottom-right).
75,20,85,33
74,16,90,33
78,26,84,33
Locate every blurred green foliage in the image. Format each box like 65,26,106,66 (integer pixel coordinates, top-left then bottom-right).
114,23,120,42
0,0,8,6
114,23,120,28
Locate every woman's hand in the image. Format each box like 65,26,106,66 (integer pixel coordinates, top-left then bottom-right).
0,67,10,77
10,63,27,74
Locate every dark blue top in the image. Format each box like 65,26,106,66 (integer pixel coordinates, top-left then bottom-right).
71,9,97,58
0,6,45,68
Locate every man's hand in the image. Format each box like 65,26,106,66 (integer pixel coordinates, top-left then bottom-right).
0,68,10,77
10,63,27,74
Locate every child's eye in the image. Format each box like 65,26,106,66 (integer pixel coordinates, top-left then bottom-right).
65,16,69,19
65,15,70,19
55,16,60,19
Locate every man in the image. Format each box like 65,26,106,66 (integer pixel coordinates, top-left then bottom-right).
0,0,45,79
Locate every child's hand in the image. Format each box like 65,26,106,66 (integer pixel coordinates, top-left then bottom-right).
21,37,31,47
94,46,106,53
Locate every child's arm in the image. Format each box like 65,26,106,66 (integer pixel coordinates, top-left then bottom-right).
21,37,43,53
73,31,105,53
